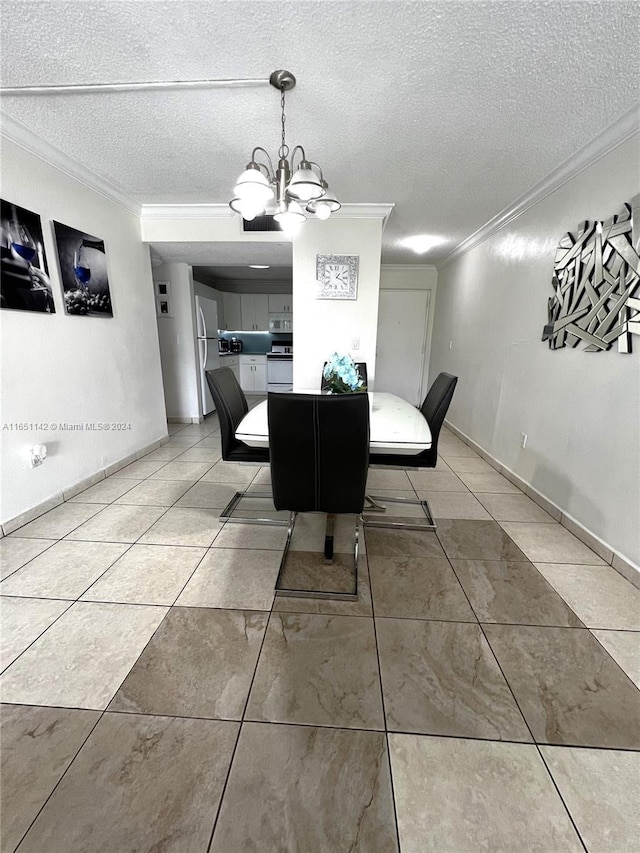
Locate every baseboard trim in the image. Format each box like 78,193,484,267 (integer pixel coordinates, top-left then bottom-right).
1,434,169,536
444,419,639,588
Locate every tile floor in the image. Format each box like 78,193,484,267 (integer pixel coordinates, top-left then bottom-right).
1,418,639,852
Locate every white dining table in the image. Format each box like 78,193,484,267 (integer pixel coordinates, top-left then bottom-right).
235,391,432,455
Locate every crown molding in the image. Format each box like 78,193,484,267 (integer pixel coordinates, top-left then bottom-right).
140,201,395,229
333,203,395,231
140,203,234,220
381,262,438,270
0,111,141,216
439,104,640,269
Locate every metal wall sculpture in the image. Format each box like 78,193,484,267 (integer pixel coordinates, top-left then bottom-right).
542,201,640,352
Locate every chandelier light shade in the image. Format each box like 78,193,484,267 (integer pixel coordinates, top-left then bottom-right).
229,70,341,227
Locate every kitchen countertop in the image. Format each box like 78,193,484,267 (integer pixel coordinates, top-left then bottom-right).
219,351,266,357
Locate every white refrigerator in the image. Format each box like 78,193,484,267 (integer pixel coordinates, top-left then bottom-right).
195,295,220,416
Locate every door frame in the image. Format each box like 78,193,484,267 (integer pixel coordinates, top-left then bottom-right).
376,283,436,404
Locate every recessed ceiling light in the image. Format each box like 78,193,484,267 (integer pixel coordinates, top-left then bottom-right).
249,264,270,269
399,235,447,254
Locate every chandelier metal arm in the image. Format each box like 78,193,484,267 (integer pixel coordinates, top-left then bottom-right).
250,147,275,179
289,145,307,171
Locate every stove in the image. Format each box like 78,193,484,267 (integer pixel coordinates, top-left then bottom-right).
267,342,293,391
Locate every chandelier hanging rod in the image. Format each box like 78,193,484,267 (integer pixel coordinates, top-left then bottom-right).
0,76,271,96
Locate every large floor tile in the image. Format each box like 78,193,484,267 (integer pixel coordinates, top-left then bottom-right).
456,471,521,493
210,722,398,852
415,490,492,519
17,712,238,853
540,745,640,852
109,607,267,719
477,492,554,522
389,734,582,852
484,624,640,748
109,457,173,478
500,522,606,564
151,460,213,481
138,506,224,546
172,445,221,463
113,478,194,506
369,555,475,621
451,559,583,627
176,481,242,509
364,526,446,558
0,601,167,709
1,596,70,670
81,543,205,605
436,519,527,561
134,444,186,462
407,470,469,491
176,548,281,610
0,704,100,853
0,540,129,600
377,618,530,740
535,562,640,629
445,456,495,474
438,434,479,457
68,477,141,503
65,504,166,543
200,460,259,484
0,537,56,580
10,502,107,539
210,521,288,550
366,468,414,490
592,629,640,688
246,612,385,730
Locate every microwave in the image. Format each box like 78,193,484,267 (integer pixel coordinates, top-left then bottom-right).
269,314,293,333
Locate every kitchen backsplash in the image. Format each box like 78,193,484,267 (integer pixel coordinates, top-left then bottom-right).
218,331,292,354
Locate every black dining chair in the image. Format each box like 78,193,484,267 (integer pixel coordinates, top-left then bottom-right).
366,372,458,531
320,362,368,391
205,367,284,525
268,391,370,598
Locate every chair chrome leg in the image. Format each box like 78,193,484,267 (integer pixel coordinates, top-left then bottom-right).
275,513,359,601
323,513,335,564
219,490,289,526
363,493,437,532
364,494,387,512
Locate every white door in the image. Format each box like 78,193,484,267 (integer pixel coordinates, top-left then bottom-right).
375,290,430,405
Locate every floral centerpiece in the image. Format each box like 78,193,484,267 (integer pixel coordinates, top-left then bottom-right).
322,353,367,393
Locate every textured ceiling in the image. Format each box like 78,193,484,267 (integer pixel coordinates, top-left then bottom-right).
1,0,638,263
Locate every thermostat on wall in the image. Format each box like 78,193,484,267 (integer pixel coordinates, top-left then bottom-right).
155,281,172,317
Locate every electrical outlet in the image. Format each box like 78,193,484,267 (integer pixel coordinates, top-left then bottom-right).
449,339,453,350
520,433,527,449
352,337,360,350
30,444,47,467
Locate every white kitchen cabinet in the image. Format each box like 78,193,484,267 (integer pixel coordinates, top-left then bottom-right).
240,355,267,393
240,294,270,331
268,294,293,313
222,292,241,330
222,355,241,384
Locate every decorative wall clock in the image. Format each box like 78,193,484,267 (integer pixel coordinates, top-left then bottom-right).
316,254,359,300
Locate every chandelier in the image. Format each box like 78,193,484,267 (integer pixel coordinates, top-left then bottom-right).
229,70,341,229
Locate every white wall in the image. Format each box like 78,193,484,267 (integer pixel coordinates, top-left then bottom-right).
293,217,383,389
430,134,640,567
153,263,201,421
0,138,167,525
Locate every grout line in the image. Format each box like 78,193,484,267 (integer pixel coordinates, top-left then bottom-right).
364,531,403,852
